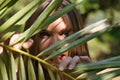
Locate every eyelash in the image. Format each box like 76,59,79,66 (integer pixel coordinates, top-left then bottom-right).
60,31,69,36
39,32,50,37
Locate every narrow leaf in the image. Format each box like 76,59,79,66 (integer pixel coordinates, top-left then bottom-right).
38,63,45,80
37,19,107,57
0,0,18,10
10,0,84,45
45,23,116,60
0,0,18,18
47,68,56,80
0,7,7,18
28,58,36,80
0,44,76,80
76,69,102,80
22,0,62,45
5,53,17,80
18,55,26,80
0,0,44,33
56,73,61,80
0,57,8,80
0,0,5,6
0,0,11,10
92,69,120,80
11,0,62,45
0,32,15,42
33,0,82,35
0,24,24,42
74,61,120,74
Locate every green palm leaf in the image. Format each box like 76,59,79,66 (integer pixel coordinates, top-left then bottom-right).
37,19,107,57
0,57,8,80
47,68,56,80
28,58,36,80
11,0,62,45
0,0,44,34
4,53,17,80
18,55,26,80
45,22,117,60
0,0,120,80
56,73,61,80
0,0,18,10
9,0,84,45
92,69,120,80
38,63,45,80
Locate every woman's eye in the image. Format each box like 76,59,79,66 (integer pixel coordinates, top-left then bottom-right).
60,31,69,36
39,32,50,37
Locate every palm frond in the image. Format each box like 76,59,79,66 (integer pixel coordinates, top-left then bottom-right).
38,63,45,80
0,0,120,80
45,22,118,60
28,58,36,80
0,57,8,80
0,0,44,34
37,19,108,57
18,55,26,80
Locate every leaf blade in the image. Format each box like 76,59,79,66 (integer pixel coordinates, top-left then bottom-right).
28,58,36,80
18,55,26,80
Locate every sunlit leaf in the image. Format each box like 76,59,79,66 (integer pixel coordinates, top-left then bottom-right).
11,0,62,45
74,61,120,74
0,0,119,80
0,44,75,80
10,0,84,45
28,58,36,80
92,69,120,80
37,19,107,57
4,53,17,80
18,55,26,80
0,0,44,34
0,24,24,42
56,73,61,80
47,68,56,80
45,22,116,60
0,57,8,80
38,63,45,80
76,69,102,80
0,0,11,10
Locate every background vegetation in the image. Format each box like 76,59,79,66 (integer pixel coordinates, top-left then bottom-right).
71,0,120,61
0,0,120,80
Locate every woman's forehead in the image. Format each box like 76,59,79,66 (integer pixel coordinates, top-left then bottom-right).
46,17,71,32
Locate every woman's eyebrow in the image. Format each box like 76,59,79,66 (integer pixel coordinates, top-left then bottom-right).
55,20,63,27
40,19,63,32
52,20,63,30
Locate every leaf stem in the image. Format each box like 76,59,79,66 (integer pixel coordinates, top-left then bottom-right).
0,44,75,80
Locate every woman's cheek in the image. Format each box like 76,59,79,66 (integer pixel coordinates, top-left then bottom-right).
39,38,52,51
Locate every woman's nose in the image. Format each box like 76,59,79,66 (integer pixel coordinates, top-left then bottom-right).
52,35,64,44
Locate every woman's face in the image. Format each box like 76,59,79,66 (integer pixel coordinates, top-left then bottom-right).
38,17,72,61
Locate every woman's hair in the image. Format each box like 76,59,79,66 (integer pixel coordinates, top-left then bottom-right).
25,0,89,57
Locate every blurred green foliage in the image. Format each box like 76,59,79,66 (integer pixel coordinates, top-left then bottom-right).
72,0,99,14
70,0,120,61
1,0,120,61
0,0,120,79
85,10,120,61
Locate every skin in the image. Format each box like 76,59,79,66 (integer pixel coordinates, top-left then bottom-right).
38,17,78,70
6,17,90,71
0,1,90,80
38,18,70,52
